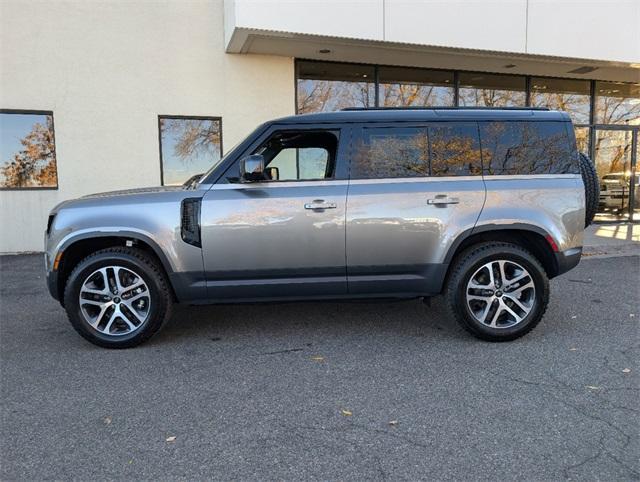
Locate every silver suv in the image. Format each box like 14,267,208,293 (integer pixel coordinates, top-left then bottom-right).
45,107,596,348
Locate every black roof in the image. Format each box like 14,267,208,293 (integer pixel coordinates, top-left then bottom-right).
272,107,570,124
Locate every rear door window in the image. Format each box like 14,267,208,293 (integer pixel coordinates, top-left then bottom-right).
479,121,578,175
429,123,482,176
351,123,482,179
352,127,429,179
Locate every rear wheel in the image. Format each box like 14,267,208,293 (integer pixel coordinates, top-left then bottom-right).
445,242,549,342
63,247,172,348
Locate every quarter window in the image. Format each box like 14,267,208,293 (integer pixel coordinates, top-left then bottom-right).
479,121,578,175
0,110,58,189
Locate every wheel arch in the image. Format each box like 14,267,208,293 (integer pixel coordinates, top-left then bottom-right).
54,232,176,304
444,224,559,282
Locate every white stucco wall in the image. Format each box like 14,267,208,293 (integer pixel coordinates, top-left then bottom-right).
0,0,294,253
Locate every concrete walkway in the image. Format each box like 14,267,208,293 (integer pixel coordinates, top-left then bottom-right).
583,223,640,257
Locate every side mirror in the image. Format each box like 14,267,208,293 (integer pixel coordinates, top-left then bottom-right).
240,154,265,182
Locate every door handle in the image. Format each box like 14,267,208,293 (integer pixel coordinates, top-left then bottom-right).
427,196,459,206
304,200,337,210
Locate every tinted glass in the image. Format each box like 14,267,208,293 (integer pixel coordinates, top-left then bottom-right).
353,128,429,179
479,121,578,175
159,117,222,186
297,61,375,113
459,72,526,107
530,77,591,124
378,66,454,107
429,123,482,176
594,81,640,125
0,111,57,188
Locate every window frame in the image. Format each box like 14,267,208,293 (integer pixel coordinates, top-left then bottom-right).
349,121,484,180
216,123,350,184
0,108,59,191
157,114,223,186
478,120,578,176
256,129,340,182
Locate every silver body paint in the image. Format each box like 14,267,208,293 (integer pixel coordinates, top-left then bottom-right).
45,110,585,304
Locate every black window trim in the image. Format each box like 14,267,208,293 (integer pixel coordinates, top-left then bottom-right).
157,114,223,186
257,129,340,183
0,108,59,191
216,123,350,184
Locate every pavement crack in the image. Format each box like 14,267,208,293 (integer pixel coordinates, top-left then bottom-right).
261,348,304,355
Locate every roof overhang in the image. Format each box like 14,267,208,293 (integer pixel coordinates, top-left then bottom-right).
228,28,640,83
224,0,639,83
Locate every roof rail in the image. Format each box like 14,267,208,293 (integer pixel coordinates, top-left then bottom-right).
340,106,551,111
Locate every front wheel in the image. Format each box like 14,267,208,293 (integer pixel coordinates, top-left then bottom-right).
63,247,173,348
445,242,549,342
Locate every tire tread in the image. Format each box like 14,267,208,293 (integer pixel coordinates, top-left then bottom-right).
445,241,549,342
63,246,173,348
579,152,599,228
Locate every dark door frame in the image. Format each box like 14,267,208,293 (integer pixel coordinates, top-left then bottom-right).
592,125,639,222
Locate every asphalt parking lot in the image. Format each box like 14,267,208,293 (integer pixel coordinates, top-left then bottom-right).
1,253,638,480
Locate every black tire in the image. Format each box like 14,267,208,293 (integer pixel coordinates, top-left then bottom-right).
445,242,549,342
63,247,173,348
579,152,599,228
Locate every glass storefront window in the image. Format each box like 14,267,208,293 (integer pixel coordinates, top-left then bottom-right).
595,82,640,125
458,72,526,107
634,138,640,220
594,129,634,221
530,77,591,124
378,66,454,107
297,61,375,113
574,127,590,155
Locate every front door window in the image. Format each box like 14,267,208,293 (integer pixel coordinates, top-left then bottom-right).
255,130,337,181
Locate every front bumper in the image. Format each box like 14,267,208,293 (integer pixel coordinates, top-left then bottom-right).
46,268,60,301
555,247,582,276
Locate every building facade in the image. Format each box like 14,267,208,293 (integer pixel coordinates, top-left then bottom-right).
1,0,639,253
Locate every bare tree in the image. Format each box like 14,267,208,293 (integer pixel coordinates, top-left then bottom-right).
160,118,221,164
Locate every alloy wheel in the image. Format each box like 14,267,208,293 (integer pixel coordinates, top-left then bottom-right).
78,265,151,336
465,260,536,329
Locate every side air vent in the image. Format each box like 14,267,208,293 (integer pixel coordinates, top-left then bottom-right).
181,198,202,248
46,214,56,234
